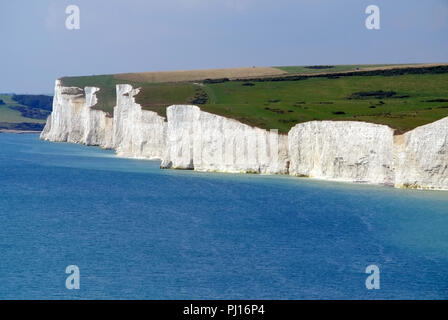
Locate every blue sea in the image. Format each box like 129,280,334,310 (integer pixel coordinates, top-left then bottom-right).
0,133,447,299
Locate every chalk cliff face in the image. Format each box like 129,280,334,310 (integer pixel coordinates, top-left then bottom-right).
41,82,448,190
394,117,448,189
288,121,395,185
113,84,166,160
41,80,114,149
161,105,288,174
288,120,448,190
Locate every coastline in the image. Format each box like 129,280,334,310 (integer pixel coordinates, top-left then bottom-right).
39,77,448,191
0,129,42,134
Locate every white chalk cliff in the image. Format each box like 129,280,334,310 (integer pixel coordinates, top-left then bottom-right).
288,121,395,185
41,81,448,190
41,80,114,149
113,84,166,160
161,105,288,174
394,117,448,189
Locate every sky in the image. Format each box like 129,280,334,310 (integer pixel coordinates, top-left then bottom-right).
0,0,447,93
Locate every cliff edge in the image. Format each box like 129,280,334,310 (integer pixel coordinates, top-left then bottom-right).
41,80,448,190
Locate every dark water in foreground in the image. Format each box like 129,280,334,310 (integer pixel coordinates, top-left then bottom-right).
0,133,447,299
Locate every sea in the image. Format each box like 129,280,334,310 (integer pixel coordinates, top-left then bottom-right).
0,133,447,299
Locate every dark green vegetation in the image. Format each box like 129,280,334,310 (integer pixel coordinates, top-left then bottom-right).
0,94,52,130
0,122,45,131
275,64,408,75
9,106,50,120
12,95,53,111
348,90,404,99
60,64,448,134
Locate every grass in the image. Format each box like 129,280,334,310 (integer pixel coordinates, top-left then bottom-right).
0,94,47,124
58,64,448,134
200,73,448,133
135,82,199,118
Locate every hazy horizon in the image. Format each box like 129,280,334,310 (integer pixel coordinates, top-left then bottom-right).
1,0,447,94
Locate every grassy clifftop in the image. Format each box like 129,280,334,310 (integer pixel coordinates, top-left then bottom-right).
60,63,448,133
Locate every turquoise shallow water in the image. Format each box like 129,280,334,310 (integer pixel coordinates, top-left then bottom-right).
0,133,447,299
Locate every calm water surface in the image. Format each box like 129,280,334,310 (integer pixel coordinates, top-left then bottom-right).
0,133,447,299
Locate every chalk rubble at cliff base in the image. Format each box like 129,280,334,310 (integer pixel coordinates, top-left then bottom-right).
41,80,448,190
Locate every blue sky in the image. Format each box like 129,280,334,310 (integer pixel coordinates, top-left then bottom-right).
1,0,447,93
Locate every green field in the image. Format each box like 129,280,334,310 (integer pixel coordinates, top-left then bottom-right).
60,64,448,134
0,94,49,130
201,73,448,133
